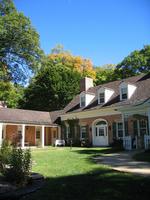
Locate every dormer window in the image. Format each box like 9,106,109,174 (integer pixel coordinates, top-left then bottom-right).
99,92,105,104
80,95,85,107
98,87,114,104
80,92,95,108
119,82,136,101
121,87,128,100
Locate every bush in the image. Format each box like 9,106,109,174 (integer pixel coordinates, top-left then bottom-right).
0,139,32,186
111,139,123,150
0,139,12,174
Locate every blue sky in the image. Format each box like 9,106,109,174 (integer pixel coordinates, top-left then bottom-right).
14,0,150,66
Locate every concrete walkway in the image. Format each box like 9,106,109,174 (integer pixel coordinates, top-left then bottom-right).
94,151,150,176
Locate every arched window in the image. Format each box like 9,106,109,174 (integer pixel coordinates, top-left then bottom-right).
96,121,107,126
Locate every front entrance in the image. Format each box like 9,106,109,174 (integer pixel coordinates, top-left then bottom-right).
92,120,108,146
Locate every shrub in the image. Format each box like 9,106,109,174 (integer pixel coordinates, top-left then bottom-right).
0,139,12,174
111,139,123,150
0,139,32,186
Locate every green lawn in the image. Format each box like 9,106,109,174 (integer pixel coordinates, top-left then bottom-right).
25,147,150,200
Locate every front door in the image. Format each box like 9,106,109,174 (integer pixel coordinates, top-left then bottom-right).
93,125,108,146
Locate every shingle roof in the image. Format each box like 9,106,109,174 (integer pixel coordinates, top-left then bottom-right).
64,73,150,113
0,108,57,125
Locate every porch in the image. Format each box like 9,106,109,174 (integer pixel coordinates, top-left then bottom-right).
0,123,61,148
122,107,150,150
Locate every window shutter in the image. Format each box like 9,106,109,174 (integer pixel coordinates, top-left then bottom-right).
133,120,138,136
124,121,128,135
112,122,116,139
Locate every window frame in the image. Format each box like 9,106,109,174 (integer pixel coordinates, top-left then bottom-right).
99,92,105,104
80,126,87,140
80,94,85,107
116,122,123,139
120,86,128,100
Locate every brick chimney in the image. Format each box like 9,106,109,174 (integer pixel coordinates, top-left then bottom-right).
80,77,93,92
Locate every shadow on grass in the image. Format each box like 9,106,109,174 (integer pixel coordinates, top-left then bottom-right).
72,147,123,156
22,168,150,200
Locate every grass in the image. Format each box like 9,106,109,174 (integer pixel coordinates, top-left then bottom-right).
23,147,150,200
133,150,150,162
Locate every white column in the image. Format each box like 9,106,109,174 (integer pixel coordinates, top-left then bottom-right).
148,108,150,135
41,125,45,148
122,114,125,138
21,124,25,148
58,126,61,139
0,123,3,146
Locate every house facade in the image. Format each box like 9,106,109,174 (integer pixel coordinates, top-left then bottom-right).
0,73,150,150
60,74,150,150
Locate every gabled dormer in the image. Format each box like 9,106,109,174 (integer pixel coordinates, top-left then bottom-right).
119,82,137,101
98,87,114,104
80,92,95,107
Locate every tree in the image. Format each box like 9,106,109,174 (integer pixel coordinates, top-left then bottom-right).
95,64,118,85
116,45,150,78
0,81,24,108
19,62,82,111
0,0,43,84
48,45,96,80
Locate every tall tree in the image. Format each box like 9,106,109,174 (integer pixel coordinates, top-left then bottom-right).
0,0,43,84
48,45,96,80
19,62,82,111
116,45,150,78
95,64,118,85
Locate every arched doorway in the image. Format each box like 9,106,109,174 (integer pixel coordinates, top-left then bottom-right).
92,119,108,146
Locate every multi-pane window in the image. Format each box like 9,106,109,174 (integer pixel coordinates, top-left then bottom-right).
139,119,147,135
99,92,105,104
80,126,87,139
117,122,123,138
121,87,128,100
80,95,85,107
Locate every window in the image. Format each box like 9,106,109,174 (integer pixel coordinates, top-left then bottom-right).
139,119,147,136
80,126,87,139
80,95,85,107
99,92,105,104
121,87,128,100
117,122,123,138
36,131,41,139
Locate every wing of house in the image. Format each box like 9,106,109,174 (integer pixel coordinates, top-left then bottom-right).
61,73,150,149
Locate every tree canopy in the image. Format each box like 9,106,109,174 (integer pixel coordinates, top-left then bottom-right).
48,45,96,80
116,45,150,78
19,62,82,111
0,0,43,84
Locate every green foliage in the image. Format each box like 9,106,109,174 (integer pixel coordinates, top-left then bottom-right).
19,63,82,111
95,64,118,85
0,0,43,84
0,140,32,185
116,45,150,78
0,139,12,174
0,81,24,107
7,147,32,185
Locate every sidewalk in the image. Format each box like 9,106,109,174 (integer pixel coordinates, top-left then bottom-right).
94,151,150,176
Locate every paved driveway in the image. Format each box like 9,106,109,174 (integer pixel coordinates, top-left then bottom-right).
94,151,150,176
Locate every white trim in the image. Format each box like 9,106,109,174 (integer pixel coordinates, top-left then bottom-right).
41,125,45,148
21,124,25,148
0,123,3,146
116,121,123,139
61,108,120,121
0,122,57,128
92,118,108,146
